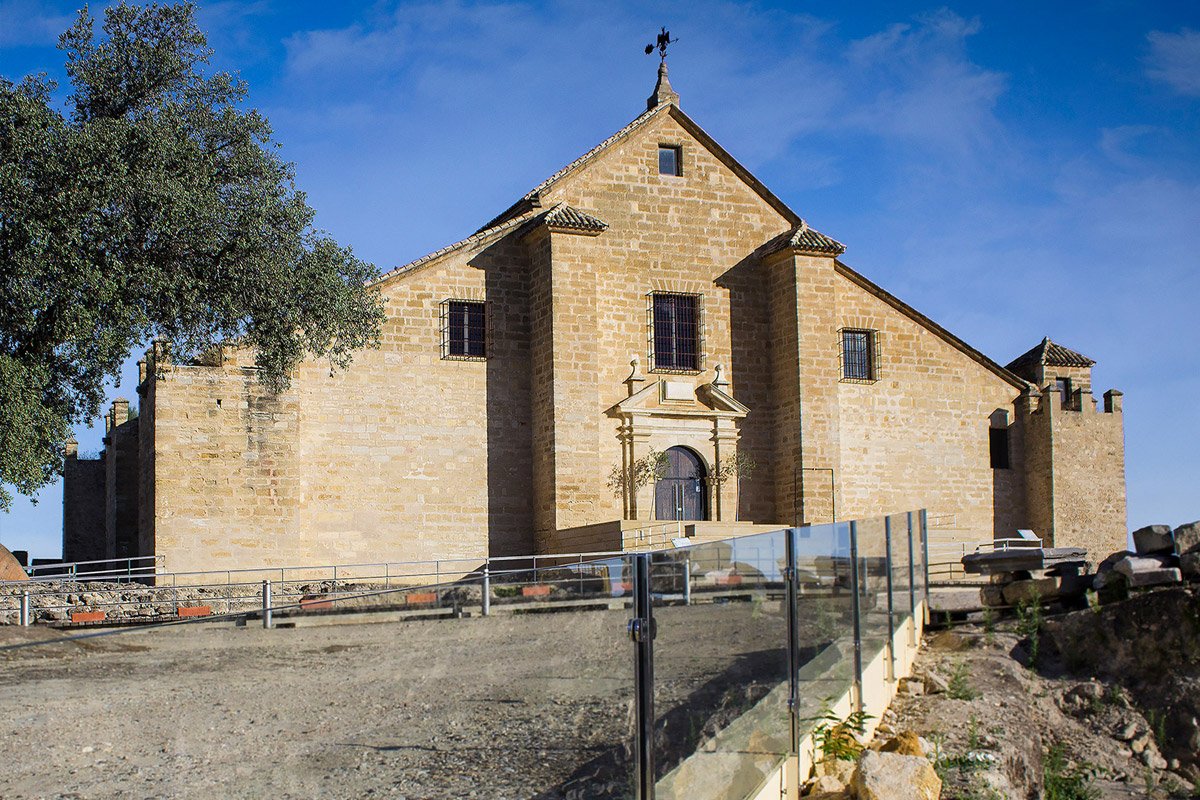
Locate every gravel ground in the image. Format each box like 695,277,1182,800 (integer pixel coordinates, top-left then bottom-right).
0,598,792,800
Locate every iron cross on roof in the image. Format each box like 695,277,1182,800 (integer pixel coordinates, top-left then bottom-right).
645,27,677,61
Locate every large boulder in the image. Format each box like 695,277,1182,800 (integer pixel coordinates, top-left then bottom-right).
853,751,940,800
0,544,28,582
1133,525,1176,556
1174,521,1200,555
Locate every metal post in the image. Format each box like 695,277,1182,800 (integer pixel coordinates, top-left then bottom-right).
919,509,930,625
262,580,272,629
482,564,491,617
19,591,30,627
630,554,656,800
785,529,801,756
682,554,692,606
907,512,917,647
578,554,585,596
884,516,896,682
848,521,864,713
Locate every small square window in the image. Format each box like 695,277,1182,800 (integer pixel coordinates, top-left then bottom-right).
441,300,486,360
658,145,682,176
840,329,877,383
649,292,701,372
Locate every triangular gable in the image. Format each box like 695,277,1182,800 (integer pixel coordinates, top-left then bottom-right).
481,103,804,233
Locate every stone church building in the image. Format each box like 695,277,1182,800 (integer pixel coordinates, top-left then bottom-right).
63,65,1128,574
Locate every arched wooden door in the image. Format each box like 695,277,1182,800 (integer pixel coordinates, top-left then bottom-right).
654,446,708,521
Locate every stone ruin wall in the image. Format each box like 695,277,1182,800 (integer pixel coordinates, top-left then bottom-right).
145,233,536,578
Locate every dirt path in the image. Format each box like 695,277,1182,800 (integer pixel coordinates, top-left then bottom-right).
0,598,789,800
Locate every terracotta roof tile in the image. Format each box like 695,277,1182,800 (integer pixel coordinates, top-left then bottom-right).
764,221,846,256
540,203,608,233
1006,338,1096,375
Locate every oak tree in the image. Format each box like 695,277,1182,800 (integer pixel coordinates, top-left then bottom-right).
0,2,386,509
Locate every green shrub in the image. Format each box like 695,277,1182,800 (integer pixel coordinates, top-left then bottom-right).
1043,744,1099,800
947,661,980,701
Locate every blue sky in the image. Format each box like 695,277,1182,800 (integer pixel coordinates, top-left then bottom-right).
1,0,1198,559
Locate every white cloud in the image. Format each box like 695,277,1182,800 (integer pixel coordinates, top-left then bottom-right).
1145,28,1200,96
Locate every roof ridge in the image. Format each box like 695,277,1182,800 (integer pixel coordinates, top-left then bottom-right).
475,105,668,233
373,211,538,285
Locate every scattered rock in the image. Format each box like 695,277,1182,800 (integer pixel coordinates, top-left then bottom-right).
1173,521,1200,555
1133,525,1176,556
898,677,924,696
880,731,924,757
805,773,846,795
979,585,1006,607
853,751,940,800
922,671,949,695
814,757,857,786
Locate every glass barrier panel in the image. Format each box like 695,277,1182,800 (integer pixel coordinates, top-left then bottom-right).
649,530,791,800
853,517,892,678
888,512,914,630
793,522,857,723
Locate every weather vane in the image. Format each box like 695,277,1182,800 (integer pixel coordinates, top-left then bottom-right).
645,27,677,61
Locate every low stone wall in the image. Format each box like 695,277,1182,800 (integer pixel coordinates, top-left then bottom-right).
0,579,490,625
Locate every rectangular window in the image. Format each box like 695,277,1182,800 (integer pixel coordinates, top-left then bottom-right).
989,427,1011,469
650,292,701,372
1055,376,1072,409
658,145,682,176
840,329,876,382
441,299,486,359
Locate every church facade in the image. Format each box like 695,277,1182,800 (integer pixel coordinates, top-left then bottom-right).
62,66,1128,574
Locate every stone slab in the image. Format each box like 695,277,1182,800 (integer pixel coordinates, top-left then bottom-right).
928,587,983,613
1114,555,1176,578
1132,525,1175,556
1125,567,1181,588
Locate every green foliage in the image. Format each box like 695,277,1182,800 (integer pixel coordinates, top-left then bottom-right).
1043,744,1099,800
1015,592,1044,667
0,2,385,510
981,606,996,645
804,701,872,763
1147,708,1168,745
947,661,980,701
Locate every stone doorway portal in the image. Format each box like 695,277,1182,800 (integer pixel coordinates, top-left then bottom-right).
654,446,708,521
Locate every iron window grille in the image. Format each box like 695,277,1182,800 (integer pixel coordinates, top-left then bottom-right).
839,328,879,383
658,144,683,176
440,299,487,360
648,292,703,373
